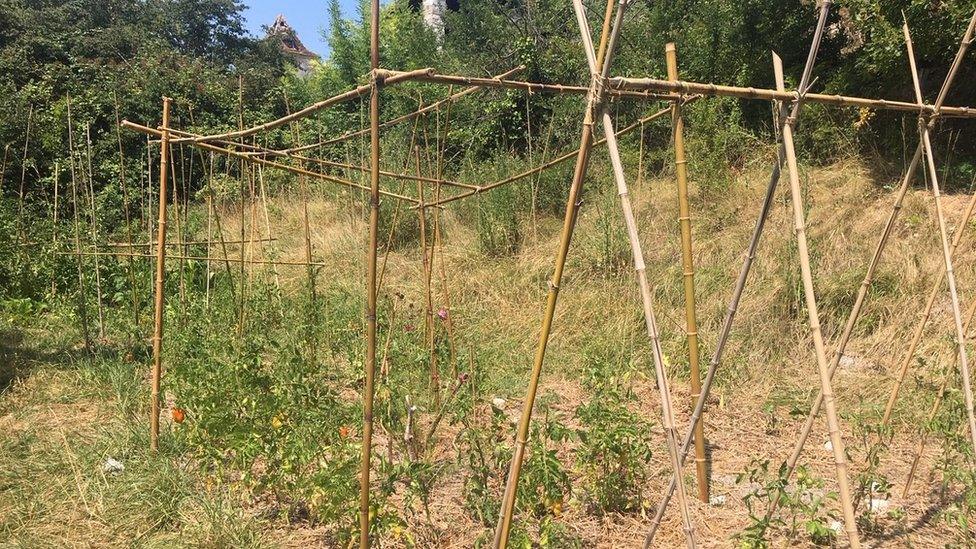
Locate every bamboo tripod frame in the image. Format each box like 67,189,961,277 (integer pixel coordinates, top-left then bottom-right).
96,3,976,547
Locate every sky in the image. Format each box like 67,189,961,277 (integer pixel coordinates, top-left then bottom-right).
242,0,355,59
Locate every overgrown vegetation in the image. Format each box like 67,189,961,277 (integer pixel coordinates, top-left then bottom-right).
4,0,976,546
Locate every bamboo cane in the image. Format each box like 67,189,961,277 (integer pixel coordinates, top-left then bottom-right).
256,165,282,292
607,78,976,119
416,148,440,408
16,103,32,245
359,0,381,542
424,101,687,209
175,68,431,145
912,82,976,448
282,89,320,358
903,297,976,497
83,123,107,340
284,66,524,154
60,249,327,267
114,92,140,329
579,3,697,542
644,5,832,544
51,162,59,296
881,190,976,427
763,10,976,525
493,2,625,547
122,121,419,205
667,42,708,503
150,97,172,452
431,95,459,375
172,141,187,315
66,98,93,364
774,51,861,548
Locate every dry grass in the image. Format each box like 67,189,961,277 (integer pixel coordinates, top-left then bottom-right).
4,155,976,547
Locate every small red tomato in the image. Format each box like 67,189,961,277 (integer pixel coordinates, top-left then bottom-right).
339,426,351,439
172,408,186,424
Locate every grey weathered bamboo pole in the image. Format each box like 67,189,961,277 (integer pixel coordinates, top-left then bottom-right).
66,98,93,364
493,1,624,547
51,162,59,296
765,10,976,523
774,52,861,548
359,0,381,542
579,4,697,542
150,97,172,452
644,4,831,545
667,42,708,503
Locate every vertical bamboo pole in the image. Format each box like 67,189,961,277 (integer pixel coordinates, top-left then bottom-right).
774,52,860,548
16,104,32,245
881,188,976,427
51,163,59,296
150,97,172,452
115,92,140,329
493,1,622,547
585,13,696,544
416,148,440,407
84,123,107,340
644,5,832,544
914,91,976,449
359,0,381,542
256,164,282,291
667,42,708,503
67,98,93,363
767,11,976,523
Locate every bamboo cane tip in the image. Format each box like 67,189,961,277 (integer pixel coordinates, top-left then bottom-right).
666,42,676,52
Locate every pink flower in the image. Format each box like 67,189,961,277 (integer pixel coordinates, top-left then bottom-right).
404,323,415,333
437,307,449,321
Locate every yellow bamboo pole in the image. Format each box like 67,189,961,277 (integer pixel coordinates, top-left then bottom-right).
359,0,381,542
493,1,623,547
765,10,976,526
667,42,708,503
66,98,93,363
774,52,861,548
582,5,697,543
150,97,172,452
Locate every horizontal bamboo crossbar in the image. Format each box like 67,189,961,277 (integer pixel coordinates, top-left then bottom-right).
172,67,433,144
59,249,327,267
122,120,421,204
283,65,526,154
423,97,697,208
609,77,976,118
383,69,679,101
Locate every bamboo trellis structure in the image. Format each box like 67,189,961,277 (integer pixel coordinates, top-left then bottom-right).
46,1,972,547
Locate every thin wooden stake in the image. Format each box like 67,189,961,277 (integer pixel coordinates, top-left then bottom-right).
16,104,32,245
66,97,93,363
150,97,172,452
114,92,140,329
667,42,708,503
84,123,107,340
